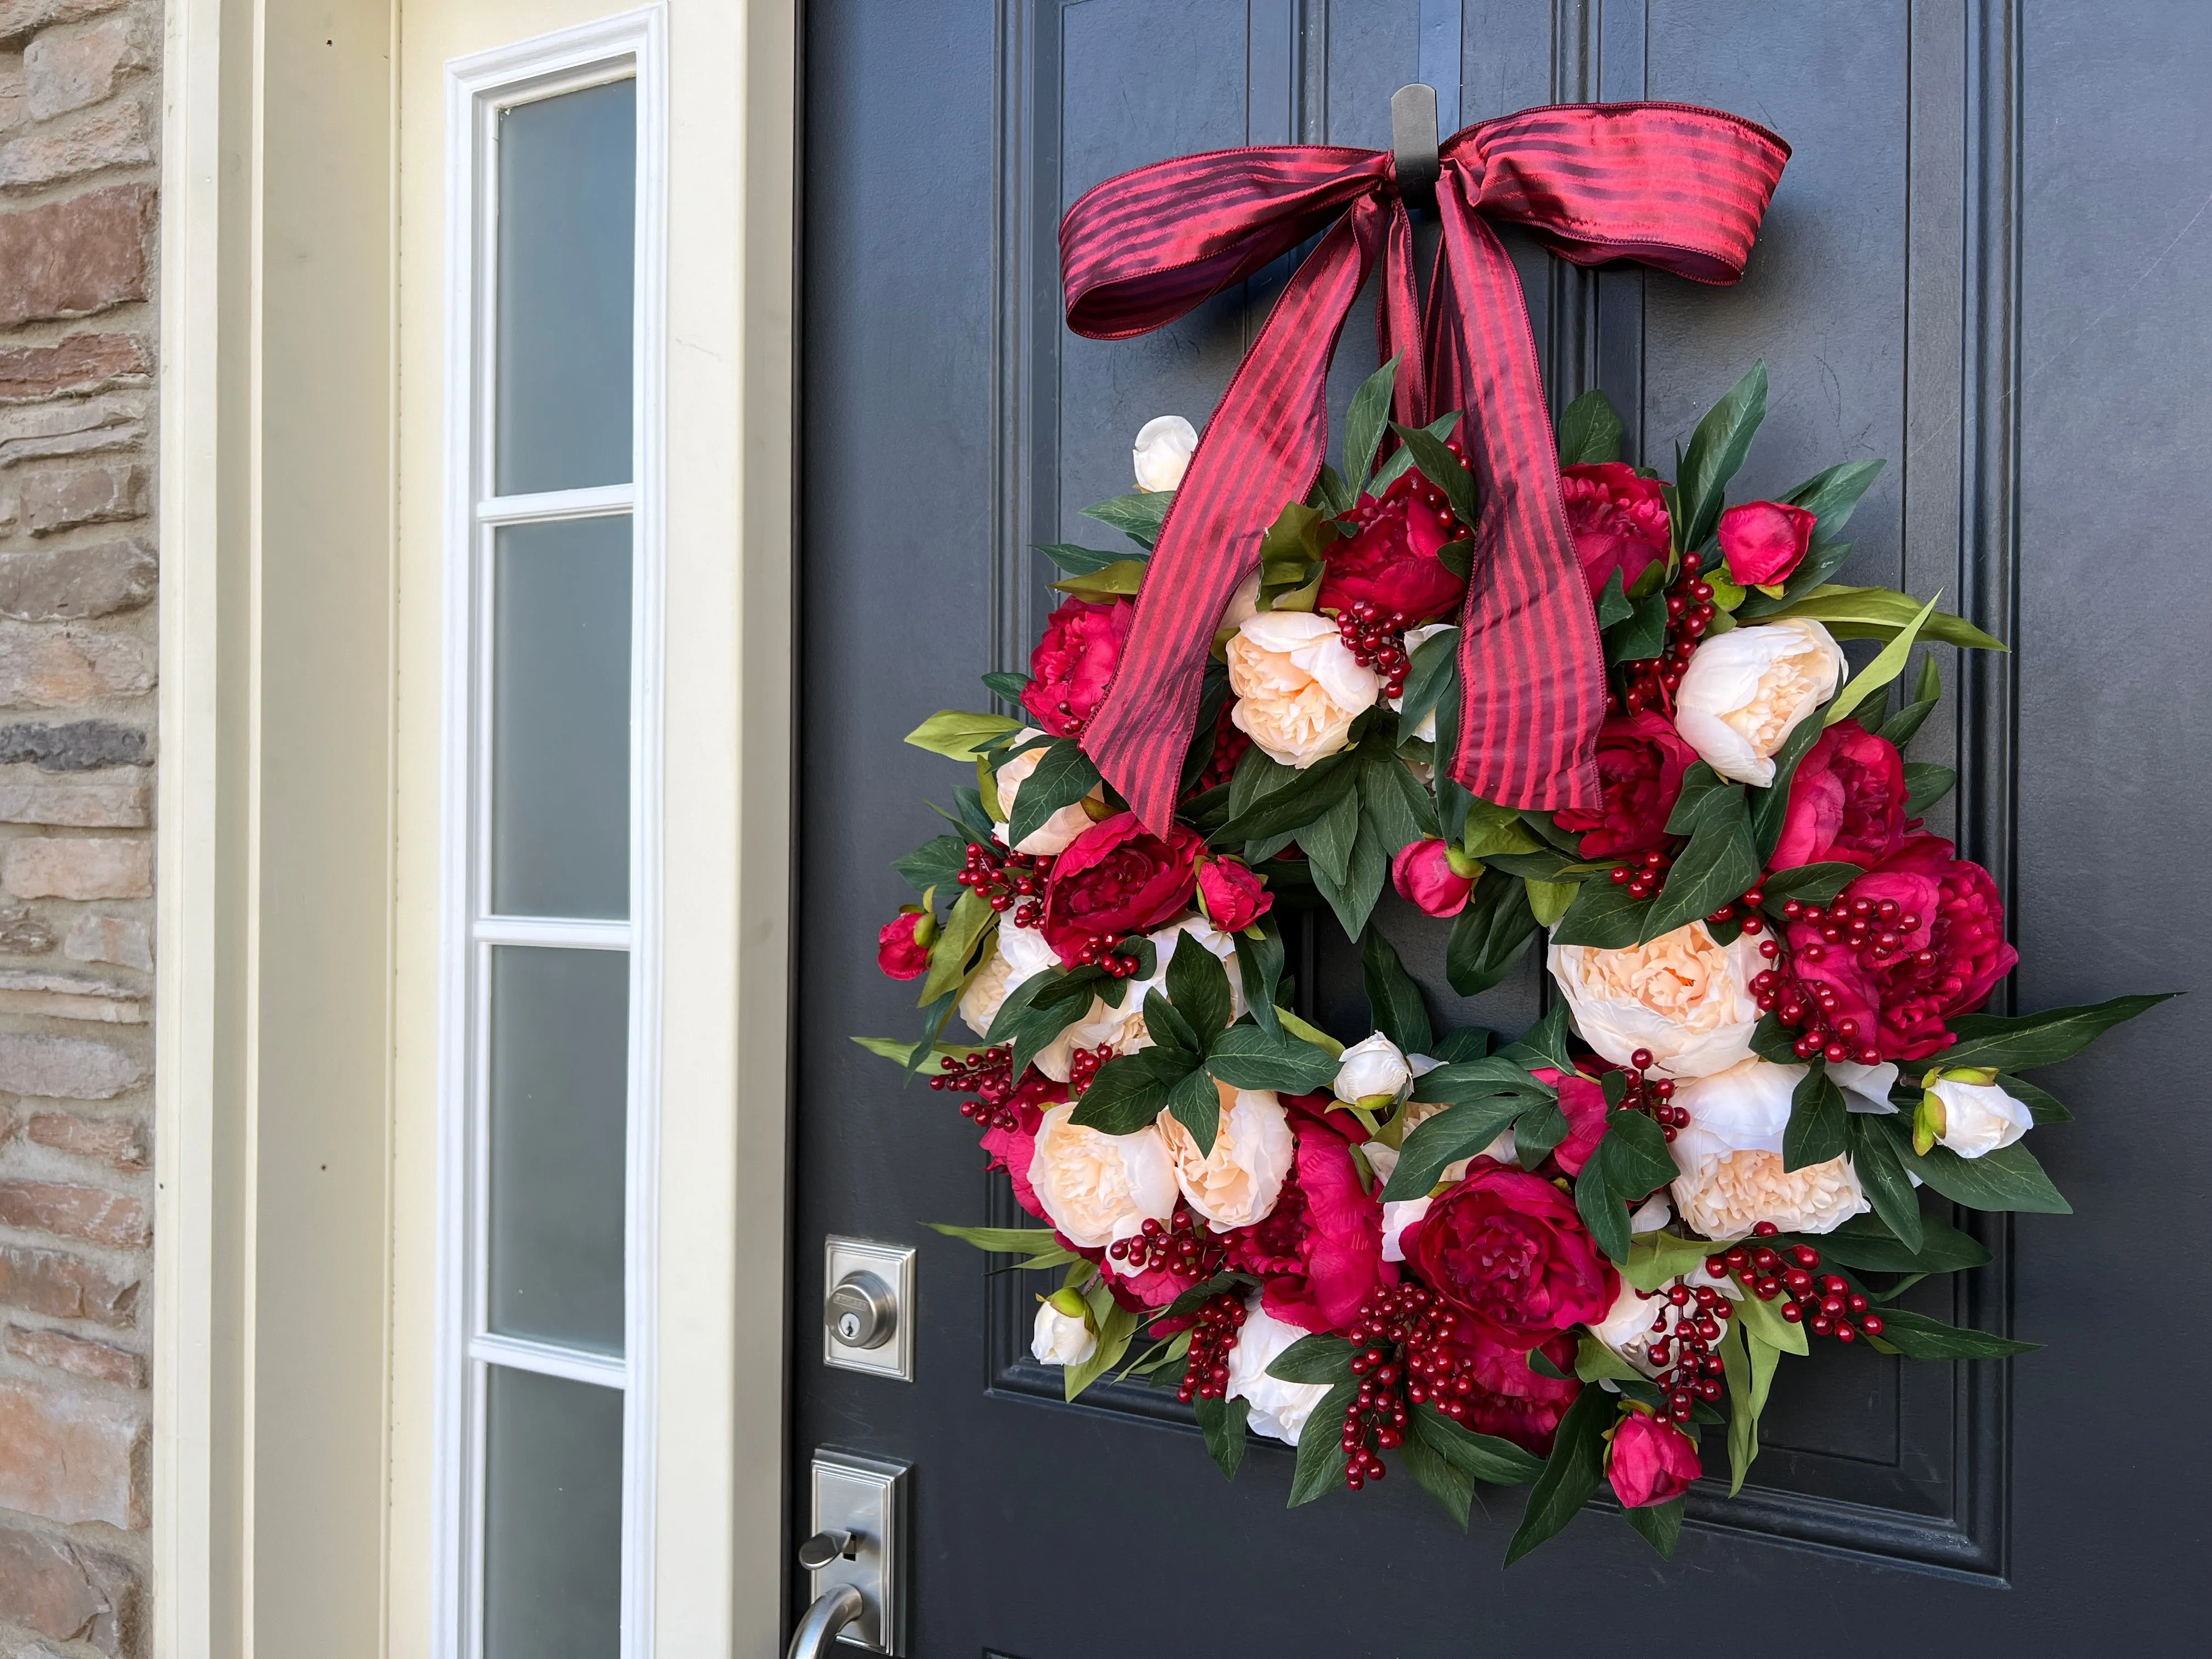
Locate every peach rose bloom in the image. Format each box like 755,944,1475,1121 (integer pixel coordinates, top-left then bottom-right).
1158,1081,1294,1230
1026,1104,1178,1250
1225,612,1380,767
1548,921,1764,1079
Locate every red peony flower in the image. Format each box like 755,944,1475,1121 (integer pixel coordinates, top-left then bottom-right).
1457,1328,1583,1456
1227,1122,1387,1334
1315,466,1469,626
1552,711,1699,859
1020,595,1133,737
1786,835,2019,1061
1196,855,1272,932
1607,1407,1703,1506
1530,1069,1611,1177
1718,500,1819,586
1403,1158,1620,1346
1561,462,1669,599
876,911,932,979
1040,812,1203,964
979,1091,1051,1222
1770,718,1906,871
1392,837,1476,917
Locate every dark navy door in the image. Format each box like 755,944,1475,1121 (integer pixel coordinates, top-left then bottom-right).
797,2,2209,1652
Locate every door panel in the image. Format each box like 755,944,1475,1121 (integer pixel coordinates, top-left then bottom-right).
799,1,2208,1651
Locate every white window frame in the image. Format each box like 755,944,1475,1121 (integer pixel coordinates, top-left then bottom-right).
435,10,668,1659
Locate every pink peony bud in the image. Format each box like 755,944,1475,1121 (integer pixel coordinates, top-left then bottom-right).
1391,838,1476,918
1717,500,1819,586
876,910,933,980
1606,1407,1702,1508
1196,856,1272,932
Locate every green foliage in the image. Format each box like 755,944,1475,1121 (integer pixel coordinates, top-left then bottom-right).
1782,1059,1849,1171
1825,592,1938,727
1873,1307,2039,1360
1623,1497,1686,1559
1266,1334,1357,1385
1444,873,1543,993
1675,360,1769,552
1006,738,1102,848
1361,928,1434,1055
1342,355,1401,496
1937,992,2174,1073
1080,489,1173,549
1288,1380,1359,1506
1642,779,1760,942
1195,1395,1251,1480
1556,388,1625,467
1392,422,1479,527
1382,1096,1530,1202
1503,1387,1611,1564
1754,584,2007,652
1035,541,1140,578
927,1223,1061,1254
904,709,1021,761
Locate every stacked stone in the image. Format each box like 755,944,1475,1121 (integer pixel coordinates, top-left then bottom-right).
0,2,159,1654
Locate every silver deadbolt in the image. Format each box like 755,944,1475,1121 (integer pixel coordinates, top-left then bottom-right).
825,1271,896,1350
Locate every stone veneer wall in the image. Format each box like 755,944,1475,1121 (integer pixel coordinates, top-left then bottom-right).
0,1,161,1654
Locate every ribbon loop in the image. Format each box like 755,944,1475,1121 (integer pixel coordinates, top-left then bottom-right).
1061,103,1788,833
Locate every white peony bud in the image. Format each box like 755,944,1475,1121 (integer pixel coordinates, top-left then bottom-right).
1926,1076,2033,1159
1672,618,1846,786
1030,1289,1098,1366
1132,415,1199,492
1333,1032,1413,1107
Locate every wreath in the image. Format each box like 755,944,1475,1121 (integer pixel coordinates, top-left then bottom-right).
855,100,2167,1562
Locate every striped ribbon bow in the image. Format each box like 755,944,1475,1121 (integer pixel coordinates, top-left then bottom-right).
1060,103,1790,832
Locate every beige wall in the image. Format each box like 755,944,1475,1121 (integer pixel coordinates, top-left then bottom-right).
155,1,795,1652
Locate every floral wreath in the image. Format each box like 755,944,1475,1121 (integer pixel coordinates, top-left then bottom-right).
856,104,2168,1563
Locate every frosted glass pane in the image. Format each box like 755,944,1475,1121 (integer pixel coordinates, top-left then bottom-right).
484,1366,623,1659
491,516,630,920
494,77,635,495
488,946,627,1352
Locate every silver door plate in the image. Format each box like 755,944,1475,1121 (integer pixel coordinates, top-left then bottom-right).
823,1237,916,1380
810,1448,909,1654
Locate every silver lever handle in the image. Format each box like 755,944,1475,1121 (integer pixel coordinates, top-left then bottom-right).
796,1528,855,1570
785,1581,865,1659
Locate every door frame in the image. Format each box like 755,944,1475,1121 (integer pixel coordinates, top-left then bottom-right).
153,1,800,1652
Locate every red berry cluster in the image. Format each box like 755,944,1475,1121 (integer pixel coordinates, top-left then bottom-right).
1609,848,1674,899
1748,895,1920,1066
1065,1041,1116,1092
927,1043,1021,1132
1638,1276,1732,1425
1708,1222,1884,1343
1609,552,1719,718
1195,702,1251,793
1065,934,1146,977
1335,1284,1488,1489
1334,600,1415,698
955,842,1054,927
1108,1209,1230,1279
1615,1048,1686,1142
1175,1291,1247,1403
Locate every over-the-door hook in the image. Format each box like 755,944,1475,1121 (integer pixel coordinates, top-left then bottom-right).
1391,83,1440,210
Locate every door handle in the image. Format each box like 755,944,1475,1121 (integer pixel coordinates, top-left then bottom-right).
785,1581,865,1659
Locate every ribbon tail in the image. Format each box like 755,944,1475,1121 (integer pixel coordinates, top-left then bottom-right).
1433,181,1606,814
1378,200,1427,429
1081,198,1386,833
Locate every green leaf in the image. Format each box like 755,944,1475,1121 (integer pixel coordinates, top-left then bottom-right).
1513,1097,1569,1172
1748,1011,1802,1064
1195,1394,1251,1480
1437,874,1542,994
1232,919,1285,1041
1401,1418,1477,1530
1847,1113,1925,1253
1605,585,1670,665
1080,489,1174,549
1460,798,1545,858
904,709,1022,761
917,888,996,1006
1812,1210,1988,1274
1574,1335,1642,1382
1527,877,1579,928
1576,1157,1630,1262
1358,744,1438,850
1780,458,1885,546
1755,584,2007,653
1066,1054,1172,1135
1311,805,1391,940
1410,1057,1556,1107
1937,992,2175,1073
1556,388,1625,467
1884,1119,2073,1214
1035,541,1138,577
1880,656,1942,750
1394,625,1460,740
850,1035,986,1074
893,834,968,894
1598,1109,1679,1195
1287,1380,1359,1506
1721,1321,1783,1494
1498,1001,1578,1074
1300,782,1359,888
1622,1497,1686,1559
1677,360,1769,552
1749,705,1832,863
1369,413,1460,494
1165,931,1234,1041
1392,421,1478,527
1998,1073,2073,1124
1503,1386,1611,1565
1141,988,1198,1056
1215,749,1358,846
1758,861,1861,906
1903,759,1954,817
1664,763,1735,836
1203,1023,1341,1093
1343,354,1401,495
1782,1059,1849,1171
1593,566,1634,630
1266,1333,1358,1385
1311,461,1356,517
1826,593,1939,728
1731,1282,1809,1357
1064,1298,1138,1401
1643,786,1759,942
926,1223,1061,1254
1006,739,1101,849
1415,1404,1544,1485
1548,879,1652,949
1166,1062,1222,1155
1381,1097,1526,1201
1626,1229,1728,1293
1873,1306,2039,1360
1361,928,1434,1056
1048,557,1149,599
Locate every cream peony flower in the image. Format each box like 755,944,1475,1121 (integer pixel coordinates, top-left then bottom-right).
1672,617,1845,786
1217,569,1263,636
1158,1081,1294,1229
1029,918,1242,1082
1225,612,1380,768
1026,1103,1178,1250
958,939,1017,1037
1549,921,1765,1079
1333,1032,1413,1107
1388,623,1454,742
1030,1291,1097,1366
1674,1147,1866,1238
1589,1266,1742,1374
1223,1294,1333,1444
992,727,1104,855
1132,414,1199,492
1927,1076,2033,1159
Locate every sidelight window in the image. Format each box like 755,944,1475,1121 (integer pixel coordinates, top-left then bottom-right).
438,13,664,1659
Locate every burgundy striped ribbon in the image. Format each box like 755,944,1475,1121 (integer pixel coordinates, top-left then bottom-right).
1061,103,1788,832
